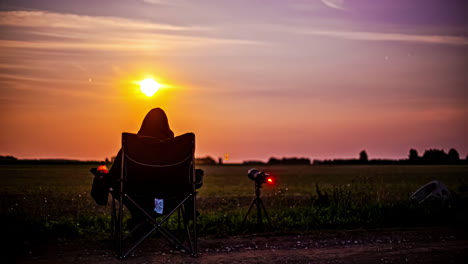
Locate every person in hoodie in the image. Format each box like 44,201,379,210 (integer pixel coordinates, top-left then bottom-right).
108,108,202,229
108,107,175,185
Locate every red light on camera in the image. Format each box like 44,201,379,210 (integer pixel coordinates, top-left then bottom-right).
266,176,275,185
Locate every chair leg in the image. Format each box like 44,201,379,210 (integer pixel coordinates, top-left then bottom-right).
117,196,124,258
182,205,194,254
192,192,198,256
114,193,198,258
177,207,182,239
110,197,117,248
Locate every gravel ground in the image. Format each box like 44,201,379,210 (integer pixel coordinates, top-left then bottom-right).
17,227,468,264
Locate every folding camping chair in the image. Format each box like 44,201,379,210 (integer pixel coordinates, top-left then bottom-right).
111,132,198,258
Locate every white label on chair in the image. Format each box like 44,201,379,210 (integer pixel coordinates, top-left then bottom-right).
154,198,164,214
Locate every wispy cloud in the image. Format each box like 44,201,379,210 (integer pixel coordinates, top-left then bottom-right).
142,0,184,5
0,11,261,52
0,10,192,31
320,0,346,11
297,29,468,46
0,72,97,85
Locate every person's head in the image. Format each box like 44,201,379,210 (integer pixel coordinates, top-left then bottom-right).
137,108,174,139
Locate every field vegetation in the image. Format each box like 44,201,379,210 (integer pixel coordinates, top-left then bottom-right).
1,164,467,249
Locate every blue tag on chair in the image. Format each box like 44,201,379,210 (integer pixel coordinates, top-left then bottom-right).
154,198,164,214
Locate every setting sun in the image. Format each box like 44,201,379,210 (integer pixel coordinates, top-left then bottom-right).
139,78,161,97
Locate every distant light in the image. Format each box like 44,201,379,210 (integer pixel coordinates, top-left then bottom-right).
266,176,275,185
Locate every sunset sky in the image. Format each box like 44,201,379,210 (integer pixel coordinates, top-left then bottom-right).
1,0,467,163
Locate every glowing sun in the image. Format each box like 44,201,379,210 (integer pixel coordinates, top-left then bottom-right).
139,78,161,97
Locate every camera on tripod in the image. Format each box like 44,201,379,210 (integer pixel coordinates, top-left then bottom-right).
242,168,275,229
247,168,275,185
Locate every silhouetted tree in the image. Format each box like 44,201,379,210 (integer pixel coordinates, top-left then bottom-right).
422,149,448,163
448,148,460,162
359,150,368,163
243,160,265,165
0,155,18,163
195,156,216,165
282,157,311,165
268,157,310,165
409,149,419,161
268,157,281,165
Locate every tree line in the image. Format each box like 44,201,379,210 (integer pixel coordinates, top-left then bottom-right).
313,148,467,165
1,148,467,165
0,156,102,165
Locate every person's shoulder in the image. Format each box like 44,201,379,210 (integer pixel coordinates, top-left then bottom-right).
177,132,195,137
176,132,195,139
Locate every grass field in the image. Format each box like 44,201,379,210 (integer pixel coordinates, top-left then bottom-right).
1,164,467,242
201,164,468,198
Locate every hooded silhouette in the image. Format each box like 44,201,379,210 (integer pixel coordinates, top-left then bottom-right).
137,108,174,139
109,108,174,179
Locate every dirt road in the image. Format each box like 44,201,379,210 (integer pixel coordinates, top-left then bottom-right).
18,227,467,263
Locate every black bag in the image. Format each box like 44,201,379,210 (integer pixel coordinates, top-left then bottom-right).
195,169,204,189
90,168,110,205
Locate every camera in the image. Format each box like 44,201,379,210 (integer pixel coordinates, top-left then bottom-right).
248,168,274,185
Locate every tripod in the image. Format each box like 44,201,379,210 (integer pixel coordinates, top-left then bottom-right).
241,181,271,229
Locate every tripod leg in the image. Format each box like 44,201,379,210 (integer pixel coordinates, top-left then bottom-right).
256,197,262,227
241,198,257,227
259,198,271,227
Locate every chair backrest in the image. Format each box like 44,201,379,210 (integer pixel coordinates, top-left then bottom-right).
121,132,195,198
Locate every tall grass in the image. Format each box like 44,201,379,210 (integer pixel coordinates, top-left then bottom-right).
1,164,467,242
